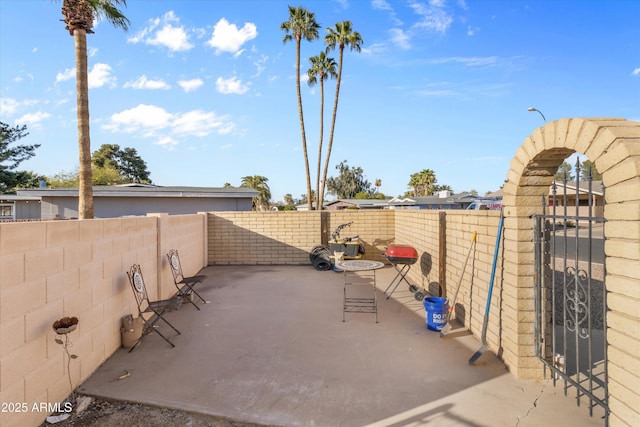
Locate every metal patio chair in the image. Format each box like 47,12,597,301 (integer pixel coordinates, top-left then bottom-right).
167,249,209,309
127,264,182,352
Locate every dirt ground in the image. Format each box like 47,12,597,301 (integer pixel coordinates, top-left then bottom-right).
38,395,269,427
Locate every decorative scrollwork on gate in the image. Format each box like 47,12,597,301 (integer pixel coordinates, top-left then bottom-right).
565,266,590,339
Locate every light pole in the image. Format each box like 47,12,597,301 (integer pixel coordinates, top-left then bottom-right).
527,107,546,122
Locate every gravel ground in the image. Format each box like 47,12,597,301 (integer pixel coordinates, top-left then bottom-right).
39,395,269,427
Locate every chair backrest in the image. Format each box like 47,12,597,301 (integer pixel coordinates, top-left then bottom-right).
167,249,185,282
127,264,150,313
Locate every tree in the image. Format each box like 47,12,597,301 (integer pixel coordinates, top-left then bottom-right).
48,170,79,187
433,184,453,194
59,0,129,219
307,51,337,210
240,175,272,211
0,122,43,192
283,193,295,206
555,161,574,181
281,6,320,211
581,159,602,181
408,169,437,196
326,160,372,199
318,20,363,210
92,144,151,183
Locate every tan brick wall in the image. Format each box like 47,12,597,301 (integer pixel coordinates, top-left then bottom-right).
207,210,394,265
0,214,207,427
207,211,321,265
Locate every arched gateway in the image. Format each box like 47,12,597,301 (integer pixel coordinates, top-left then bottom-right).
501,118,639,426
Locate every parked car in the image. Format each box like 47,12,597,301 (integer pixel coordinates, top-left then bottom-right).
466,201,502,210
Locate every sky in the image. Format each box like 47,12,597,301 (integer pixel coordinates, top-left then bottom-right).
1,0,639,203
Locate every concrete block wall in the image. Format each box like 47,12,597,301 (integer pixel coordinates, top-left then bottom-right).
207,210,395,265
0,213,207,427
207,211,321,265
154,213,207,300
325,210,394,263
394,210,504,350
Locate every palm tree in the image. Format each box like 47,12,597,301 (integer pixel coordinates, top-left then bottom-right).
408,169,437,196
280,6,320,211
60,0,129,219
241,175,272,211
319,21,363,210
307,51,337,211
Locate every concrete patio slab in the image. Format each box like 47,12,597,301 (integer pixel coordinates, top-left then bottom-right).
78,265,604,427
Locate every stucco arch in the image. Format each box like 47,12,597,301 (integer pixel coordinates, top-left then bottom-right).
500,118,640,424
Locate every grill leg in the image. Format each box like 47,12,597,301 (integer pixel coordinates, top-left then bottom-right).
383,263,412,299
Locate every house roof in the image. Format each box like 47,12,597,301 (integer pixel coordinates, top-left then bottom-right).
0,194,41,202
551,180,603,195
17,184,258,199
323,198,391,208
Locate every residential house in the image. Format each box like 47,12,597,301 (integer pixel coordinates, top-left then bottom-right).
16,184,258,219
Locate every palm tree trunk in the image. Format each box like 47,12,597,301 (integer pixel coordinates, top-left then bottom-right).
295,37,313,211
75,28,94,219
315,78,325,210
319,47,344,209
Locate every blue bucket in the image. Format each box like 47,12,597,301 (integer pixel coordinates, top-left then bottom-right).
424,297,449,331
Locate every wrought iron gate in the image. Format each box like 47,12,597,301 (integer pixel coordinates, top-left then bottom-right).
533,162,609,424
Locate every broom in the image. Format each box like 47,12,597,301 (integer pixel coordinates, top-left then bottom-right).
469,210,504,364
440,231,477,336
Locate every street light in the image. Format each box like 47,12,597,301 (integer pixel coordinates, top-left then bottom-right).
528,107,546,122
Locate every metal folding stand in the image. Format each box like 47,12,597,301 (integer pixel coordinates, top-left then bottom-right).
383,260,414,299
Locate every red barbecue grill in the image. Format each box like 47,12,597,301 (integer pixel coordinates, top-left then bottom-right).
382,244,425,301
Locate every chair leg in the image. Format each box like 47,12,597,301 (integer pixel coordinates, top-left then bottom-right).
180,281,207,304
178,289,201,310
154,310,181,335
190,287,207,304
128,317,176,352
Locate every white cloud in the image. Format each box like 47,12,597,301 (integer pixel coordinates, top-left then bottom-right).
154,136,179,148
216,76,249,95
124,75,171,90
15,111,51,127
0,98,39,117
178,78,204,92
389,28,411,50
206,18,257,55
103,104,173,135
173,110,234,136
0,98,20,116
88,63,116,88
372,0,393,11
58,63,115,88
128,11,193,52
252,55,269,78
430,56,499,67
632,68,640,76
56,68,75,83
409,0,453,33
102,104,237,146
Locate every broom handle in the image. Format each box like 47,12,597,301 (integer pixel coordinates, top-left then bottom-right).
448,231,477,312
480,211,504,343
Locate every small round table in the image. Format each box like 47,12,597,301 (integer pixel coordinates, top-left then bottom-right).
336,260,385,271
336,260,384,322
